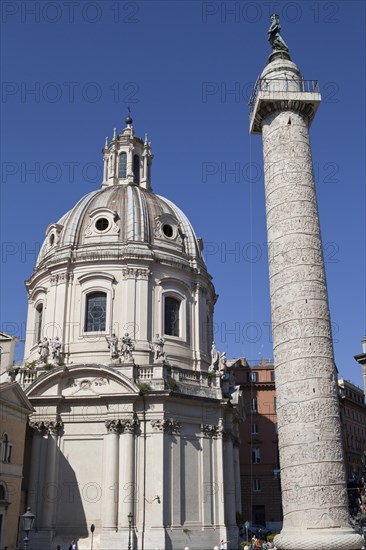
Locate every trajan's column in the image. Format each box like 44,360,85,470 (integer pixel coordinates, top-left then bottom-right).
249,15,363,550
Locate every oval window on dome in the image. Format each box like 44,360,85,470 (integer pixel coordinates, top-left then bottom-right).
162,224,174,238
95,218,110,232
49,233,55,246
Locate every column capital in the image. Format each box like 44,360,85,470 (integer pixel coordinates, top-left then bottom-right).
150,418,168,432
44,420,63,435
167,419,182,435
29,420,46,434
105,420,120,434
120,418,139,434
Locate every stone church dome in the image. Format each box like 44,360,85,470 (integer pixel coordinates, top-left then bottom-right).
36,185,205,271
24,116,215,371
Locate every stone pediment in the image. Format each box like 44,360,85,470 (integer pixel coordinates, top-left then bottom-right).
0,381,34,413
26,364,139,399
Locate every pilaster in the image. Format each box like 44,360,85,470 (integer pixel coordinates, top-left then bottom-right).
102,421,119,530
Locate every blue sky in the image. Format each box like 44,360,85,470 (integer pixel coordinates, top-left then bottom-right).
1,0,365,388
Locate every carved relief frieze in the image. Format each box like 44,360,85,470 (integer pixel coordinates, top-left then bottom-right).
122,267,150,280
64,376,107,395
50,272,74,286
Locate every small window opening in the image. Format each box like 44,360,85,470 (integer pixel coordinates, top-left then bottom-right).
95,218,110,232
163,224,173,238
133,154,140,184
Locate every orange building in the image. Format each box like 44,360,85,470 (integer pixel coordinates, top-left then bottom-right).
230,358,282,532
231,358,366,533
0,382,34,550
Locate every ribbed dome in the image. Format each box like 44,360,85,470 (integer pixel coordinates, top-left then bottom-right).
36,185,205,270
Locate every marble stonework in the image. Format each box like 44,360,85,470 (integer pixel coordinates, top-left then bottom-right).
250,51,363,550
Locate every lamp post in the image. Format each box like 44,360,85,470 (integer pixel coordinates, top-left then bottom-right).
21,507,36,550
90,523,95,550
127,512,133,550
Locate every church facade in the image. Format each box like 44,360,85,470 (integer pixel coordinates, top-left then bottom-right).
16,117,243,549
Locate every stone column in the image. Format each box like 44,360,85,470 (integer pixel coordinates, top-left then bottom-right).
118,418,137,529
223,430,236,526
42,421,62,530
102,421,119,530
213,423,226,530
27,422,45,525
250,50,363,550
233,438,241,514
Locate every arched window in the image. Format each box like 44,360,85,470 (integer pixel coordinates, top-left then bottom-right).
118,152,127,179
85,292,107,332
1,433,12,463
133,154,140,184
35,303,43,343
0,483,7,501
164,297,180,337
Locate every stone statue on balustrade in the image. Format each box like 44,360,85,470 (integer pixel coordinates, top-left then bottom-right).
38,337,50,363
208,341,220,372
154,335,169,364
120,332,135,363
105,333,119,360
268,13,289,52
52,336,63,362
219,352,236,398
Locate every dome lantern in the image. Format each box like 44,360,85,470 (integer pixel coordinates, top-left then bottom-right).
102,113,153,191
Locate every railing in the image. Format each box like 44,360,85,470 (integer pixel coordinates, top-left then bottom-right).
135,364,221,393
15,362,221,396
249,78,320,116
136,366,154,380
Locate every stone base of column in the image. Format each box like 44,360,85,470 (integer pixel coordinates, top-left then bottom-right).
274,528,363,550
